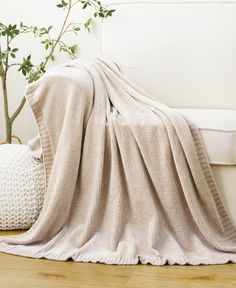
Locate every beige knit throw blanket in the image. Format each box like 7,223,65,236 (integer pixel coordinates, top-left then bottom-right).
0,57,236,265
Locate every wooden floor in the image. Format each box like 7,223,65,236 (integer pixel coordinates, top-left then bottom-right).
0,231,236,288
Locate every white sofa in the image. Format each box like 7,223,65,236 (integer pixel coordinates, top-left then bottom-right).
97,0,236,224
1,0,235,230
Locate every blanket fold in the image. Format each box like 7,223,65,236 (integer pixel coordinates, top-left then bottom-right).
0,57,236,265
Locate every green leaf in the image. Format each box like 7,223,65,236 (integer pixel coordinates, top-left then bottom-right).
70,45,77,54
10,53,16,58
84,18,92,30
12,48,19,53
57,0,67,8
107,9,115,17
98,12,105,18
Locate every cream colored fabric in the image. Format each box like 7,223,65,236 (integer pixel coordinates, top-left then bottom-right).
0,58,236,265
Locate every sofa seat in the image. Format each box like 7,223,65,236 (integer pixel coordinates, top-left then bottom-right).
176,109,236,165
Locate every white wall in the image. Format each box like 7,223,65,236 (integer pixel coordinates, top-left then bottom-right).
0,0,102,143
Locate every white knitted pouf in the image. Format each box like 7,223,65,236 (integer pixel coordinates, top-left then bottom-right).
0,144,45,230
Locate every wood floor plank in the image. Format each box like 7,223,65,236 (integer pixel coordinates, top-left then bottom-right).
0,253,138,288
0,253,137,288
0,231,236,288
0,231,137,288
127,264,236,288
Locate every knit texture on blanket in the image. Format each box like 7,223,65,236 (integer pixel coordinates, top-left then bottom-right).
0,58,236,265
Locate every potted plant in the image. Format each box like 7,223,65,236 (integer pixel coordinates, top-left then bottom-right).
0,0,115,144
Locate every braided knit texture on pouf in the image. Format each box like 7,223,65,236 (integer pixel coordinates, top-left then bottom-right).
0,144,44,230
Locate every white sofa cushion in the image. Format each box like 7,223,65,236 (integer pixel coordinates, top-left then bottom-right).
176,109,236,165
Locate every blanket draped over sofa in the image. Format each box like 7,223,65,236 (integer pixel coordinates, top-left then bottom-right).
0,58,236,265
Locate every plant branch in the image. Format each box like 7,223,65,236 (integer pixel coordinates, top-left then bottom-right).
41,0,73,71
11,134,22,144
1,37,12,142
9,1,73,124
1,72,12,143
71,0,80,8
10,96,26,123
